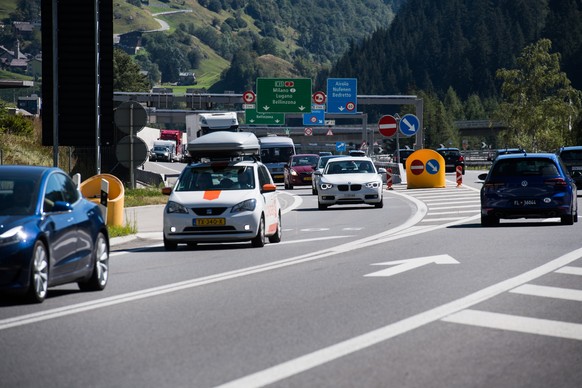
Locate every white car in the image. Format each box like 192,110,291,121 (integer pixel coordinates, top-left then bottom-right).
162,132,282,250
317,157,385,210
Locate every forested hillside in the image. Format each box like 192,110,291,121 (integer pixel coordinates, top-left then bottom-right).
325,0,582,101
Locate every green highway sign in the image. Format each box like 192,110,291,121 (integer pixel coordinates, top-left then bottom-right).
256,78,312,113
245,108,286,125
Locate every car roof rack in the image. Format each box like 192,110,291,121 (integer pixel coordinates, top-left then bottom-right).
187,131,260,162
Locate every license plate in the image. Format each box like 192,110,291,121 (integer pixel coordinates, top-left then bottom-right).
305,177,312,181
195,218,225,226
514,199,536,206
274,174,284,179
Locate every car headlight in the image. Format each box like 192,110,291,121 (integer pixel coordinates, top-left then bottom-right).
232,198,256,213
0,226,27,247
320,183,333,190
166,201,189,214
290,170,298,176
366,181,381,188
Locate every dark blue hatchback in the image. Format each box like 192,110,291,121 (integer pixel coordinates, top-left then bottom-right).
0,166,110,303
479,153,578,226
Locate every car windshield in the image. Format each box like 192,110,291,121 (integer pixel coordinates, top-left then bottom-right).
491,158,559,177
559,150,582,162
439,150,460,157
0,178,38,216
291,156,319,167
325,160,375,174
175,165,255,191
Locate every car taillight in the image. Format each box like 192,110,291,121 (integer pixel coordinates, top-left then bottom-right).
544,178,568,189
458,155,464,162
483,182,504,189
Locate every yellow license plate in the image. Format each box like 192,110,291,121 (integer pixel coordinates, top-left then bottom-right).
195,218,225,226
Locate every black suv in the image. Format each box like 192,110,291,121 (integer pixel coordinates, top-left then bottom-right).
436,147,465,174
556,146,582,189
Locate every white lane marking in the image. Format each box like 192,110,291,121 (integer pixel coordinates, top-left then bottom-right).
426,200,481,206
0,193,428,331
365,254,459,277
215,247,582,388
510,284,582,302
421,217,468,222
429,204,481,210
429,210,480,215
555,266,582,276
442,309,582,341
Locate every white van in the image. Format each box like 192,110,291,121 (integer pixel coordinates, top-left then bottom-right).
258,135,296,182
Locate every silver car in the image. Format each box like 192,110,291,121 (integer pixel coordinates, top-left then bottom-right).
317,157,385,210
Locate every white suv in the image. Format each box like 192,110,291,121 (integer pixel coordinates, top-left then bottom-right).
162,132,282,250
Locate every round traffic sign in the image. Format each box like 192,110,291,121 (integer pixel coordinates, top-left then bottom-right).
114,101,147,134
409,159,424,175
425,159,440,174
313,91,326,105
242,90,256,103
115,135,149,168
346,101,356,111
399,113,420,136
378,115,397,137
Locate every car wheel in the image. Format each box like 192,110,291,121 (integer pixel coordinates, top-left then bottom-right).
481,214,499,227
25,241,49,303
374,198,384,208
268,212,282,243
561,213,575,225
251,216,266,247
78,232,109,291
164,236,178,251
318,201,328,210
312,187,317,195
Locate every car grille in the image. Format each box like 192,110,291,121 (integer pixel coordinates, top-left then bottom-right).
192,207,227,216
338,184,362,191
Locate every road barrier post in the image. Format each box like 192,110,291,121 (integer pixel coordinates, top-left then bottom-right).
456,165,463,187
387,167,393,190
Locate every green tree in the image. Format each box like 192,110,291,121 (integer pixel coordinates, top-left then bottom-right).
495,39,582,151
464,94,486,120
444,87,465,120
113,48,151,92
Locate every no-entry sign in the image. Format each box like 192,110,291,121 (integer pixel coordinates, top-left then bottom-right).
378,115,397,137
410,159,424,175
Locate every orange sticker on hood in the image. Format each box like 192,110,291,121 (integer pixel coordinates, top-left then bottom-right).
203,190,221,200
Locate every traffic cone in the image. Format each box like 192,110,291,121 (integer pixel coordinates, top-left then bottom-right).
387,167,393,190
456,165,463,187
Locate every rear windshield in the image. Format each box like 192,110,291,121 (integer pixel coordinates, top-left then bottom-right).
559,150,582,162
491,158,559,177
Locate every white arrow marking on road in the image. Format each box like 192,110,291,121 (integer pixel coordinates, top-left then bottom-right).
427,161,438,172
402,117,416,132
364,254,459,277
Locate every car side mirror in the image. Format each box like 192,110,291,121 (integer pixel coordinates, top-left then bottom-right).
262,183,277,193
52,201,73,212
314,170,322,176
478,173,488,181
162,187,172,195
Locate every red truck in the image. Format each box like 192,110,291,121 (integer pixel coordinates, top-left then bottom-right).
159,129,184,162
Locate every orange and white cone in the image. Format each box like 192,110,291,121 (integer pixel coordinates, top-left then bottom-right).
387,167,393,190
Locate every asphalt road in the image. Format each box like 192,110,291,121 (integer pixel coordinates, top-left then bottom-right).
2,170,582,388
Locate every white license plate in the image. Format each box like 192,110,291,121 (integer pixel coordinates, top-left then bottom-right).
514,199,536,206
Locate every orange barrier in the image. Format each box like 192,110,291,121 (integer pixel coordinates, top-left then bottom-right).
456,165,463,187
386,167,393,190
80,174,125,226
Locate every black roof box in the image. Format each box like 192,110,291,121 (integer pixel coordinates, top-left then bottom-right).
187,131,260,160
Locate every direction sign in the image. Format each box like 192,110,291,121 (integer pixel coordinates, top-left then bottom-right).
303,109,325,126
399,113,420,136
336,141,346,152
410,159,424,175
326,78,357,114
245,108,285,125
256,78,312,113
426,159,440,174
378,115,397,137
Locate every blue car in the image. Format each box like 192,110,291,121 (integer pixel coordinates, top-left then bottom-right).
479,153,578,226
0,166,110,303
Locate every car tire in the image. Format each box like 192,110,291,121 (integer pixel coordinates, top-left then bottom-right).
78,232,109,292
318,201,328,210
268,212,282,243
312,187,317,195
561,213,575,225
25,241,49,303
251,216,266,247
481,214,499,227
374,198,384,208
164,236,178,251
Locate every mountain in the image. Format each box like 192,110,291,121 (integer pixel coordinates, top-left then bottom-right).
326,0,582,100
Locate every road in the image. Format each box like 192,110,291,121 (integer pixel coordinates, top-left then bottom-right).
2,171,582,387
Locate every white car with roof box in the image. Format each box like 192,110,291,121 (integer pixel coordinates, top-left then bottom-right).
162,131,282,250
